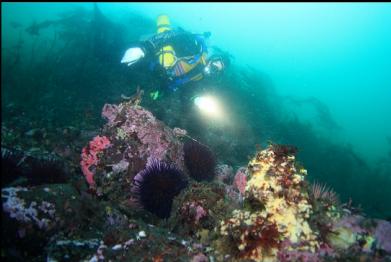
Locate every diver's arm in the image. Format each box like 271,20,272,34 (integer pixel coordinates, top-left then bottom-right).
120,31,182,66
147,30,185,50
121,30,208,66
142,29,191,54
120,35,169,66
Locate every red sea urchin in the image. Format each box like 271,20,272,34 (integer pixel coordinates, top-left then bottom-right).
2,147,68,186
183,139,216,182
132,159,188,219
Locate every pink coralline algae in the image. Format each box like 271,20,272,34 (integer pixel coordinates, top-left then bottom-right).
233,167,247,194
333,215,366,234
374,219,391,253
111,159,129,175
224,185,242,207
80,100,186,203
173,127,188,138
181,201,208,225
102,102,185,170
190,253,209,262
215,164,234,184
278,250,321,262
101,104,119,126
124,106,178,166
80,135,111,187
193,204,207,224
278,241,335,262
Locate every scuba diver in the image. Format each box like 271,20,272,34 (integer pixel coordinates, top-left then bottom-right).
121,14,229,99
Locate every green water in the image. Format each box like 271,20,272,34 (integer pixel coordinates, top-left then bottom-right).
2,3,391,219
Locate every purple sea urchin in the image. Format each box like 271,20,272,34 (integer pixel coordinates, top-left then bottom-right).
132,159,188,219
183,140,216,182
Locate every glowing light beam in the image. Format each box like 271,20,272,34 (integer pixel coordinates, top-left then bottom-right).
194,95,223,118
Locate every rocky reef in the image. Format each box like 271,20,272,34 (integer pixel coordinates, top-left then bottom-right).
214,144,391,261
2,94,391,261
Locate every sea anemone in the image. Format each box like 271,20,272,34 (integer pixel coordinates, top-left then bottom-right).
132,159,188,219
183,140,216,182
310,181,339,205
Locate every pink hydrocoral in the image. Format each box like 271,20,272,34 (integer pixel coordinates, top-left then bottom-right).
80,135,111,187
233,167,247,194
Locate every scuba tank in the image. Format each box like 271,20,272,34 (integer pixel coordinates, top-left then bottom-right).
156,15,176,68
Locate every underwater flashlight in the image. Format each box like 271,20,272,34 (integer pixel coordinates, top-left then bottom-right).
193,95,223,118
